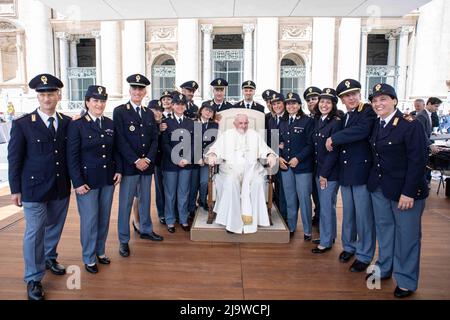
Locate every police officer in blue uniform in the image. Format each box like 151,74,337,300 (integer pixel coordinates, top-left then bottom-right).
189,104,218,212
234,80,265,113
267,92,288,221
262,89,277,129
310,88,342,253
162,93,195,233
180,80,199,120
326,79,376,272
201,78,234,113
366,83,429,298
279,92,314,239
113,74,163,258
304,86,322,226
155,93,174,225
67,85,122,274
8,73,71,300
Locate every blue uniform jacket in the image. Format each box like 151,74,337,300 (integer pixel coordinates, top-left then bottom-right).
279,115,314,174
267,112,289,150
233,100,265,113
313,116,342,181
185,101,199,120
8,109,72,202
112,102,159,176
201,100,234,112
192,120,219,167
330,103,376,186
161,117,195,172
367,110,429,201
67,114,122,189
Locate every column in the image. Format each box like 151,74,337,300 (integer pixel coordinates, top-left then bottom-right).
359,26,371,99
255,18,278,97
385,31,397,86
92,31,102,84
201,24,213,99
177,19,200,98
70,37,79,68
69,37,79,97
396,26,414,101
16,32,26,83
20,0,54,81
411,0,450,97
311,18,335,88
0,49,3,83
243,23,255,81
101,21,122,98
122,20,145,96
55,32,70,100
337,18,361,83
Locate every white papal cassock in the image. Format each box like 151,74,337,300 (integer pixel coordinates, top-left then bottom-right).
206,128,278,234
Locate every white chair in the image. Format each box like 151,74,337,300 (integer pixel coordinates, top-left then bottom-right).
206,109,274,224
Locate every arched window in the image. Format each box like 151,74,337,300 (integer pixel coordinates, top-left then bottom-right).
280,54,306,97
152,55,176,98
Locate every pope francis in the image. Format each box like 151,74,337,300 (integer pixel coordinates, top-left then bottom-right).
206,114,278,234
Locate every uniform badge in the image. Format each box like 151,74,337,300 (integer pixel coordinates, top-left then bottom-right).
288,93,293,99
326,88,331,94
85,115,91,122
41,75,48,85
393,117,399,126
127,104,131,110
266,90,269,96
308,88,313,93
345,80,350,88
272,93,276,100
192,81,196,88
218,79,221,85
31,114,36,122
98,87,103,94
375,84,382,92
136,75,141,83
129,125,136,132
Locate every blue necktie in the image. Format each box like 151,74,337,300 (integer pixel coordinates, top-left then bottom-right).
136,107,141,118
95,118,102,129
48,117,56,136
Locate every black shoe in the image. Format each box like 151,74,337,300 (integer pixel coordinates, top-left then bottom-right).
119,243,130,257
159,217,166,225
27,281,44,300
339,251,355,263
167,226,176,233
140,231,164,241
132,221,140,234
45,259,66,275
304,234,312,241
97,256,111,265
394,286,414,298
289,231,295,238
349,259,370,272
312,246,332,254
312,238,321,244
181,224,191,232
85,263,98,274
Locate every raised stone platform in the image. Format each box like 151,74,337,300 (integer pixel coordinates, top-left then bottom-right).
190,207,290,243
